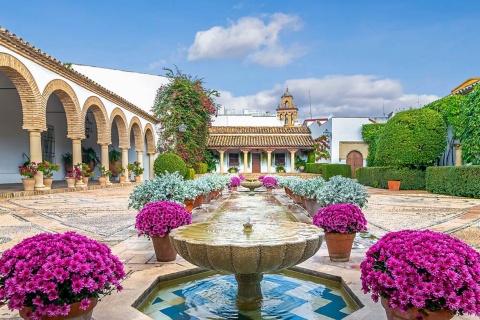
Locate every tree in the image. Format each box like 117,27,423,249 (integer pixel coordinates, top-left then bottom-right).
152,67,219,167
375,108,446,170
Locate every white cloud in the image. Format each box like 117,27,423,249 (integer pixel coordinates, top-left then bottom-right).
216,75,439,121
148,59,166,70
188,13,304,67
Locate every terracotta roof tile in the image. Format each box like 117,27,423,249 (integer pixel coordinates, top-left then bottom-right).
209,126,311,134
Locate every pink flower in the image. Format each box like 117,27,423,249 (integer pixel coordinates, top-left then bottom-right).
135,201,192,238
79,298,90,310
313,203,367,234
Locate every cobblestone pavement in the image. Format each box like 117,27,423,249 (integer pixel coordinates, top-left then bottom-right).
1,186,479,319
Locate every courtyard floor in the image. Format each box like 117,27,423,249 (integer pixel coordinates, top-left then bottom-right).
0,186,479,319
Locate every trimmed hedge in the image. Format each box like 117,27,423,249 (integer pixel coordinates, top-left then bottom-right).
193,162,208,174
426,166,480,198
323,164,351,180
186,168,195,180
305,163,323,174
356,167,426,190
154,153,188,178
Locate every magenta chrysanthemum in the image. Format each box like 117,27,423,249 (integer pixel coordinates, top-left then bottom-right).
135,200,192,238
262,176,278,189
229,176,241,188
313,203,367,234
361,230,480,318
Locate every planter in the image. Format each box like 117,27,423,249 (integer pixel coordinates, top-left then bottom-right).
65,177,76,188
305,199,323,217
119,176,126,183
298,165,305,172
21,178,35,191
98,176,107,186
301,196,307,208
193,194,204,208
43,177,53,190
134,175,141,183
266,188,273,193
109,160,122,177
388,180,401,191
285,188,293,197
292,194,303,205
381,297,453,320
65,163,73,174
203,192,212,204
229,186,237,192
184,199,194,212
19,298,98,320
151,235,177,262
82,177,89,186
324,232,356,262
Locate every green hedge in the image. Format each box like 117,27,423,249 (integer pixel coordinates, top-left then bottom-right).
186,168,195,180
426,166,480,198
305,163,323,174
356,167,426,190
154,153,188,178
193,162,208,174
323,164,351,180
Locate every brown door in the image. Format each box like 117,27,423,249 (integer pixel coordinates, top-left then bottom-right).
252,153,261,173
346,151,363,178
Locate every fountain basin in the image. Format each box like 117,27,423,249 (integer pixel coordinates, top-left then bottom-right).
240,180,263,192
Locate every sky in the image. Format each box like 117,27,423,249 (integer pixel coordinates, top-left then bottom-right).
1,1,479,122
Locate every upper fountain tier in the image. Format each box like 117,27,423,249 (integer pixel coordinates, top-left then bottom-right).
169,221,324,275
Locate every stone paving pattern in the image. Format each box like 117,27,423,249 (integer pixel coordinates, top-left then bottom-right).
0,186,479,319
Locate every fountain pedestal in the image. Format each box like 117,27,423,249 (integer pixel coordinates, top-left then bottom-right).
235,273,263,310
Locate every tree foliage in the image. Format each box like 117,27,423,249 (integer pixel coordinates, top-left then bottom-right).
375,108,446,169
361,123,385,166
152,67,219,167
424,94,466,135
153,153,188,178
459,87,480,165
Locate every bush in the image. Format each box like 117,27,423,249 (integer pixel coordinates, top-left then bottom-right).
193,162,208,174
154,153,188,178
305,163,324,174
426,166,480,198
356,167,426,190
323,164,351,180
186,168,195,180
314,176,369,208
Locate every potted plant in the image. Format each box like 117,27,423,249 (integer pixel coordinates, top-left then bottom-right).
81,147,100,173
65,164,82,188
229,176,241,191
97,165,112,186
388,180,401,191
228,167,238,173
117,165,126,183
78,162,92,186
294,156,307,172
18,162,37,191
313,203,367,262
303,177,326,216
129,161,144,182
183,180,201,212
37,161,60,190
275,165,285,173
361,230,480,320
314,176,369,209
262,176,278,193
135,200,192,261
62,152,73,174
108,149,122,177
0,232,125,320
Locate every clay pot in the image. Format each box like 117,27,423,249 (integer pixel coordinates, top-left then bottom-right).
193,195,204,208
305,199,323,217
151,235,177,262
184,199,194,212
82,177,89,186
266,188,273,193
65,177,76,188
388,180,401,191
381,297,453,320
43,177,53,190
324,232,356,262
21,178,35,191
20,298,97,320
98,176,107,186
119,176,126,183
134,175,141,183
109,160,122,177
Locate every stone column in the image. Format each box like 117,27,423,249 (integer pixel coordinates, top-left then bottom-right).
121,148,131,183
29,130,45,190
219,150,225,174
72,139,85,187
136,151,144,182
149,153,155,179
242,150,249,173
288,149,298,173
100,144,111,185
455,144,462,166
266,150,273,173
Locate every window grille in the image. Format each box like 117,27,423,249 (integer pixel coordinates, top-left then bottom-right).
41,125,55,163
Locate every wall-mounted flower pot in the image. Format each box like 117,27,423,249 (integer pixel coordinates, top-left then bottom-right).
387,180,401,191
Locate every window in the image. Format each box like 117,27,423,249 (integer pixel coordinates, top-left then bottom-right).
229,153,239,167
41,125,55,163
274,153,285,166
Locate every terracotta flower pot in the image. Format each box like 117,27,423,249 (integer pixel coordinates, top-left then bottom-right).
20,298,98,320
388,180,401,191
203,192,212,204
98,176,107,186
21,178,35,191
151,235,177,262
305,199,323,217
65,177,76,188
193,195,204,208
43,177,53,190
381,297,453,320
266,188,273,193
324,232,356,262
184,199,194,212
285,188,293,196
82,177,89,186
134,175,141,182
119,176,126,183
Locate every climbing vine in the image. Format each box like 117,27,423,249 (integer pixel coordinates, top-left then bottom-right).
424,94,466,136
459,87,480,165
152,67,219,167
362,123,385,167
313,135,330,160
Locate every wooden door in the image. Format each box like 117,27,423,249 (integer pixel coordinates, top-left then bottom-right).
346,151,363,178
252,153,261,173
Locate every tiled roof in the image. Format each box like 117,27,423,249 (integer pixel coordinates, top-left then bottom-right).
207,126,314,149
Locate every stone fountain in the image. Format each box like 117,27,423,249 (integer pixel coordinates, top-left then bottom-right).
169,219,324,310
240,177,263,195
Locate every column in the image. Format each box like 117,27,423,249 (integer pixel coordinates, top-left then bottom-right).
29,130,45,190
267,150,273,173
72,139,85,187
289,149,297,173
455,144,462,166
100,144,111,185
136,151,144,182
219,150,225,174
242,150,249,173
121,148,131,183
149,153,155,179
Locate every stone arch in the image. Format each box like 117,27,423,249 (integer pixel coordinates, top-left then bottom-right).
83,96,110,144
42,79,83,138
144,123,156,154
0,53,45,130
129,117,144,152
110,108,129,148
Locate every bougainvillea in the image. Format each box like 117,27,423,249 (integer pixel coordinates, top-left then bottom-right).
135,201,192,238
152,67,219,167
0,232,125,320
18,162,38,178
312,203,367,234
361,230,480,318
313,135,330,160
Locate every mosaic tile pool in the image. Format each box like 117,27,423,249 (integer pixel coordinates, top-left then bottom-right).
138,270,358,319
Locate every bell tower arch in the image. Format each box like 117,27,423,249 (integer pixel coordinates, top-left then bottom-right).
276,87,298,126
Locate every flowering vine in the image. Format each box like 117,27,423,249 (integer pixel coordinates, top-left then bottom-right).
314,135,330,160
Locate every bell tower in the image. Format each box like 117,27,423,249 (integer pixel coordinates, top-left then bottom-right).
276,87,298,126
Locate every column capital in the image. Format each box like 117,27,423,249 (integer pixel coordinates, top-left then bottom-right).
264,148,274,153
147,152,156,155
218,149,226,154
240,149,250,153
120,146,130,150
287,149,299,153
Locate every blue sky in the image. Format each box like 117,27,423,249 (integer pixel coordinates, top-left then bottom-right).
1,1,478,121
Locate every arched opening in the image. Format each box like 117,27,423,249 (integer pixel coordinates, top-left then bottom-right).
346,150,363,178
